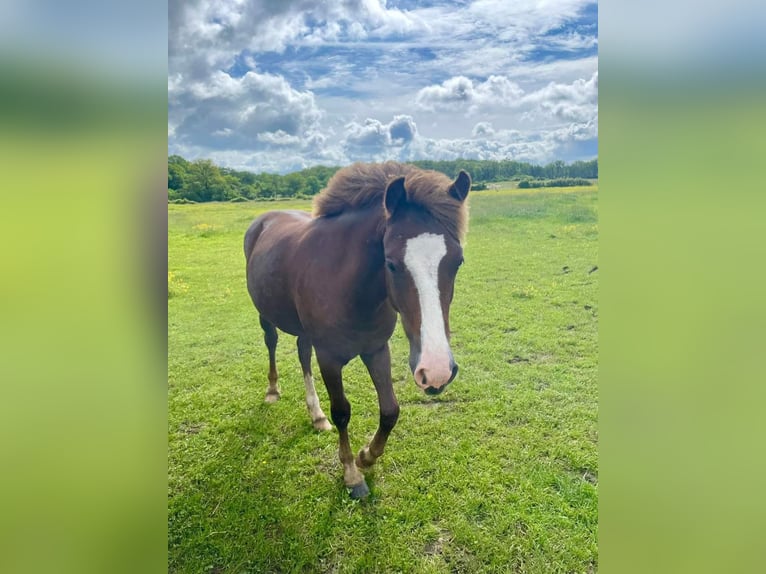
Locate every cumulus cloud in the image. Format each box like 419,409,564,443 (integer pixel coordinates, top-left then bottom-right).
548,117,598,143
472,122,495,137
405,121,594,165
416,76,474,109
169,0,424,69
256,130,303,146
168,1,430,163
478,76,525,103
416,72,597,133
170,70,322,151
344,118,391,149
335,110,593,166
408,135,555,164
343,115,418,151
389,115,418,143
416,75,524,113
467,0,593,35
523,71,598,123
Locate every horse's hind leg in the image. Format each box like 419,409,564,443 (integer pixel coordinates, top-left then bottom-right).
297,336,332,431
259,316,280,402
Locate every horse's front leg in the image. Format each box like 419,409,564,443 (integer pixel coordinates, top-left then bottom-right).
315,349,369,499
357,344,400,470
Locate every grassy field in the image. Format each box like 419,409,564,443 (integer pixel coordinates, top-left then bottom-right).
168,185,598,573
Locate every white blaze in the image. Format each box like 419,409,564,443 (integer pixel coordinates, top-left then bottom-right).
404,233,450,363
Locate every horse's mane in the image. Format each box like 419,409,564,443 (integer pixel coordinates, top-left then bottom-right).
312,161,468,242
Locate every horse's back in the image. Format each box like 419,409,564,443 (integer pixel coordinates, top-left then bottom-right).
244,210,310,259
245,210,312,335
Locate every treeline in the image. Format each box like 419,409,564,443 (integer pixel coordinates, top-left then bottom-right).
168,155,597,202
168,156,337,202
410,158,597,183
518,178,593,188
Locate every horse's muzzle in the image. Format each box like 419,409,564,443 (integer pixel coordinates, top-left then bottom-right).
420,362,458,395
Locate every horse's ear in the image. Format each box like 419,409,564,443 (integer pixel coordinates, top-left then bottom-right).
384,176,407,216
449,170,471,202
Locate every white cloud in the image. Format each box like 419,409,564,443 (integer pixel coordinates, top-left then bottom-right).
408,134,555,164
472,122,495,137
416,75,524,113
548,117,598,142
524,71,598,106
389,115,417,144
416,76,474,110
343,114,418,152
521,71,598,123
344,118,391,149
416,72,597,131
256,130,303,146
336,110,593,166
467,0,591,33
169,0,424,64
170,70,322,151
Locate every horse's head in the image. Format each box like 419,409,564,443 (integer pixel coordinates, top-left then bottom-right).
382,170,470,395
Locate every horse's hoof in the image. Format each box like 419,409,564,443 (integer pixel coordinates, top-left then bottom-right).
313,417,332,431
264,392,280,403
348,481,370,499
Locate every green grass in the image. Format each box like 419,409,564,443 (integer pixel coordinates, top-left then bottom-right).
168,186,598,573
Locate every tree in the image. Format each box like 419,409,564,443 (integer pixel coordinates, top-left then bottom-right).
284,172,305,197
168,162,186,191
304,176,322,196
185,159,229,202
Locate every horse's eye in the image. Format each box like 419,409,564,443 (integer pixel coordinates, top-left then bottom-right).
386,260,397,273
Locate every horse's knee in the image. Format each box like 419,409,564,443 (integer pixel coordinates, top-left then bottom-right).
331,402,351,430
380,403,400,432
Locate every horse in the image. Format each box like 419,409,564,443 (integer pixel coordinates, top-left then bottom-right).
244,161,470,498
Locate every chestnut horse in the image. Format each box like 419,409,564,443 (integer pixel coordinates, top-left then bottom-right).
244,162,470,498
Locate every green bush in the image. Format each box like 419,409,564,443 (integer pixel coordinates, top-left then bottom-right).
518,178,591,189
229,196,248,202
544,178,592,187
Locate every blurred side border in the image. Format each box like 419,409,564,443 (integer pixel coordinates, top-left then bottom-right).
0,3,168,574
601,0,766,572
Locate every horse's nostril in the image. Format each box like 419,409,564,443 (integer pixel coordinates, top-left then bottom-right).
415,367,427,387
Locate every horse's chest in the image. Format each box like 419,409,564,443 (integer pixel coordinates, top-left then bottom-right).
303,304,396,357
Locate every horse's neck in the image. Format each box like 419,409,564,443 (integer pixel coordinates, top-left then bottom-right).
347,207,386,270
334,207,389,306
335,205,385,247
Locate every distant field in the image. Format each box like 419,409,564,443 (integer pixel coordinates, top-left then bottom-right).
168,186,598,573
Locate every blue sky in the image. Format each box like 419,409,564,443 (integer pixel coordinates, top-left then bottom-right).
168,0,598,174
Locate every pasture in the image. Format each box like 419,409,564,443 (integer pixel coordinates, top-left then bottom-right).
168,185,598,573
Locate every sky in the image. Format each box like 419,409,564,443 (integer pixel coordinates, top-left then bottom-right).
168,0,598,174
